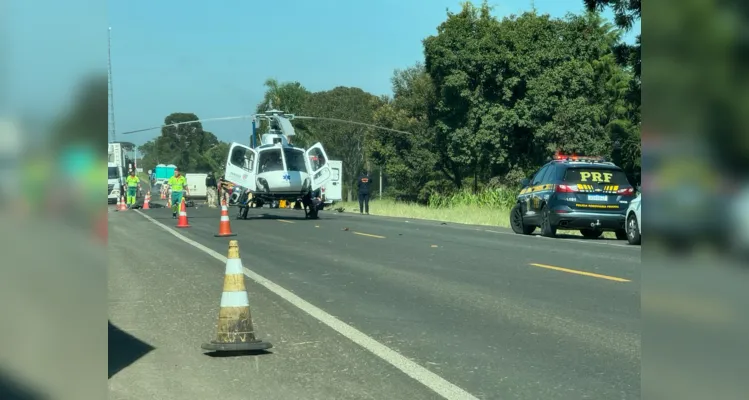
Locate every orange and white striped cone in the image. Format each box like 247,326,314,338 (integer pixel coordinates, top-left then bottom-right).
201,240,272,353
214,199,237,237
118,195,128,211
176,198,190,228
160,188,166,200
142,192,151,210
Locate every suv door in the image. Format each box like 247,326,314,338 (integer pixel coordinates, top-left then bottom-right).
520,164,550,222
530,164,554,215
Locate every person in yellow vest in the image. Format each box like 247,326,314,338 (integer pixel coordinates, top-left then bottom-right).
166,168,189,218
125,169,141,209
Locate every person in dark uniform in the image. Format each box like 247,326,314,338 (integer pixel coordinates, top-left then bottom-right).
357,171,371,215
300,189,320,219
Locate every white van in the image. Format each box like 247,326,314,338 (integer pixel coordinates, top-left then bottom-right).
185,173,207,199
322,160,342,205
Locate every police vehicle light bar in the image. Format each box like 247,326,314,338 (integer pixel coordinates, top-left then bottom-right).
553,151,605,162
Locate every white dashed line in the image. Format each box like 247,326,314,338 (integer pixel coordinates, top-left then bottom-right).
134,209,480,400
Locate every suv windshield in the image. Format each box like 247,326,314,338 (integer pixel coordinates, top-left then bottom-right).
108,167,119,180
564,167,631,186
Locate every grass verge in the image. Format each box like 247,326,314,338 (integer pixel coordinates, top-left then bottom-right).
331,198,617,239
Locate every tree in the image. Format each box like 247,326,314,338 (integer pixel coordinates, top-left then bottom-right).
300,87,385,201
255,78,311,144
370,63,442,202
423,2,636,189
137,112,225,174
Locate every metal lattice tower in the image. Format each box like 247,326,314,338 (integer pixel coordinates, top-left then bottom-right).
108,27,116,143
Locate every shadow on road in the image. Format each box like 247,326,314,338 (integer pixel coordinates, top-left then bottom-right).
204,349,274,358
108,320,155,379
0,367,48,400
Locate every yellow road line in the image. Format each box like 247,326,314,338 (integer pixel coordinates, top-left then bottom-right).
529,263,630,282
353,232,385,239
277,219,295,224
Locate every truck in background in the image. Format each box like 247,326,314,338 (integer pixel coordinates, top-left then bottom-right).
321,160,342,207
107,143,131,203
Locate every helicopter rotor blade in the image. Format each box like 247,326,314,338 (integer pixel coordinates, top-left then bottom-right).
119,115,257,135
118,113,415,136
293,116,413,135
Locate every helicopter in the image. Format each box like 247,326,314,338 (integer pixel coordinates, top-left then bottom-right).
120,108,414,220
224,109,332,218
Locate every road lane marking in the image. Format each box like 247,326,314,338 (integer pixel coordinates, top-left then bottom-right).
277,219,295,224
134,210,478,400
529,263,631,282
353,232,385,239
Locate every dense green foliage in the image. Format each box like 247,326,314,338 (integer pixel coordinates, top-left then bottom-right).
277,2,641,204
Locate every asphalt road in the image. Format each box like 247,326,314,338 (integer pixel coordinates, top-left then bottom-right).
108,201,640,400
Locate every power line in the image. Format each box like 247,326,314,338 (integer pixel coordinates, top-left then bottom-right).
119,114,414,136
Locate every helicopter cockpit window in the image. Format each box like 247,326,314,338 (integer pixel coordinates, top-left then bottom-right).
258,148,283,173
284,148,307,172
230,147,254,172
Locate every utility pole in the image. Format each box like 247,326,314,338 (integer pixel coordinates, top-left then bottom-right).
379,167,383,200
108,27,116,143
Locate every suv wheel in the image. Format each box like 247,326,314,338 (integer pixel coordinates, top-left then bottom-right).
626,213,641,245
510,204,536,235
580,229,603,239
540,205,557,238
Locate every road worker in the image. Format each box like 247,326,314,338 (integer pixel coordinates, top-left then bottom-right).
166,168,189,218
125,169,141,209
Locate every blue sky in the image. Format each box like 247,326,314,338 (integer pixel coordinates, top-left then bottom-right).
5,0,639,148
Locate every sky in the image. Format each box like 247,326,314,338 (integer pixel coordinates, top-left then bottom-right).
5,0,640,149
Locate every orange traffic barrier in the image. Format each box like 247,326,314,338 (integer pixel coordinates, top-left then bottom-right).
215,199,237,237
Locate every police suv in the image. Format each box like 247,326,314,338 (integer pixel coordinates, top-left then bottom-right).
510,154,636,239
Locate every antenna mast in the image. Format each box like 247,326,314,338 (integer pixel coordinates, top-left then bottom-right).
108,27,116,143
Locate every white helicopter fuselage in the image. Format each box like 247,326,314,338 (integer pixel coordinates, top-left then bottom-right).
224,131,332,204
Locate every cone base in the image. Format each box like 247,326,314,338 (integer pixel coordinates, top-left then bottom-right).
214,233,237,237
176,225,191,228
201,339,273,352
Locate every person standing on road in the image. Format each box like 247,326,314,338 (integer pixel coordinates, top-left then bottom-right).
357,171,371,215
125,169,141,209
166,168,189,218
219,175,233,204
205,172,218,208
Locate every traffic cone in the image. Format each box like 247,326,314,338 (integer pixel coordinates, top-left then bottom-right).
160,189,166,200
142,192,151,210
201,240,272,353
176,198,190,228
214,199,237,237
118,195,128,211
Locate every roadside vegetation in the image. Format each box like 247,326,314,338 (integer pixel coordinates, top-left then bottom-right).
334,189,617,238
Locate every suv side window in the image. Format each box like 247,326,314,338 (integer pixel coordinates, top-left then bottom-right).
539,164,556,184
531,164,550,186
